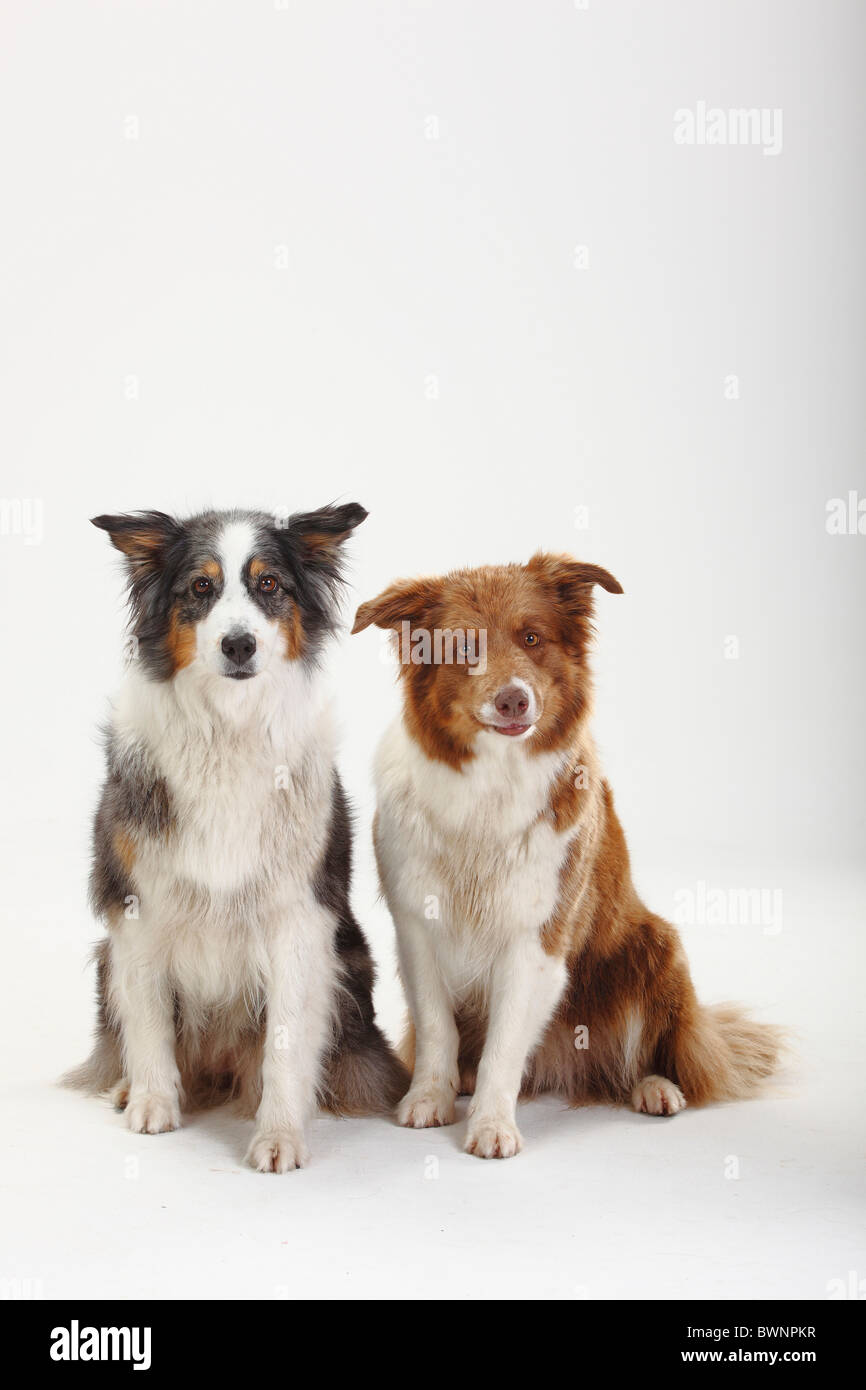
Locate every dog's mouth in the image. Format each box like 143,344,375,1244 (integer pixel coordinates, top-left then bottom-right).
476,717,535,738
224,668,257,681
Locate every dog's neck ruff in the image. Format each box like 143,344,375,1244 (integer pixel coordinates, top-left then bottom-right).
379,714,590,846
112,658,332,777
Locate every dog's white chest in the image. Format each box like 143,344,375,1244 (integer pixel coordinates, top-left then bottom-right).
167,747,283,892
397,809,569,933
375,721,575,989
115,668,334,901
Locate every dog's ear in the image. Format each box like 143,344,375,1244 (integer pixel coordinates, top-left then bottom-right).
528,552,623,622
286,502,368,568
352,576,443,635
91,511,183,570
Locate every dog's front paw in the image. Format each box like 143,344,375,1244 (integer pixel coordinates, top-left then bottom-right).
125,1090,181,1135
465,1115,522,1159
397,1085,456,1129
631,1074,686,1116
246,1128,310,1174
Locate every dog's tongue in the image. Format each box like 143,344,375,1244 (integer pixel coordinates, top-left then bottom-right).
494,724,529,737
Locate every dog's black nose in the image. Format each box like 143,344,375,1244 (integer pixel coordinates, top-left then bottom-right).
221,631,257,666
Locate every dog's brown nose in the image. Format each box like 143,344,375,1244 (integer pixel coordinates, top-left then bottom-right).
221,631,256,666
495,685,529,719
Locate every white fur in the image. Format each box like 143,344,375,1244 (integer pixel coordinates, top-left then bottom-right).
631,1075,686,1116
622,1009,644,1085
374,716,593,1157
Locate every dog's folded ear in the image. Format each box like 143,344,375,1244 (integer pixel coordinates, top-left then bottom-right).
352,577,443,635
287,503,368,567
91,511,184,568
528,552,623,621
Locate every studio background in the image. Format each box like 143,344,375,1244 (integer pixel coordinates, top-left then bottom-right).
1,0,863,1301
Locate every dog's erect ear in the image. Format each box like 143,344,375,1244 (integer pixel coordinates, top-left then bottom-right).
287,502,368,566
528,552,623,620
352,576,443,635
91,511,184,568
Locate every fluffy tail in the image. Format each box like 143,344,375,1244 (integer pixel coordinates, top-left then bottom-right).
670,1002,785,1105
61,1031,123,1095
321,1024,409,1117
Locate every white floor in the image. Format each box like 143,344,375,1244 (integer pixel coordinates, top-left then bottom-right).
1,840,863,1302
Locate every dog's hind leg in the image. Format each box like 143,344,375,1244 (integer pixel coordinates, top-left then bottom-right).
626,918,783,1109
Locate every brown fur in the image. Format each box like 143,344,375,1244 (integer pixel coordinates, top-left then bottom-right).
353,555,619,770
358,555,783,1110
278,601,305,661
112,829,137,877
105,528,166,562
166,610,196,671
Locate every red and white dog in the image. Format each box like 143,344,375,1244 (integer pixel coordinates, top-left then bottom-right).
353,554,781,1159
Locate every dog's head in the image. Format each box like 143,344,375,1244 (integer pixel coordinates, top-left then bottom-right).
353,553,621,766
93,503,367,692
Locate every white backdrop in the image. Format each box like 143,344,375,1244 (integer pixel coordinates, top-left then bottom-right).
0,1,864,1302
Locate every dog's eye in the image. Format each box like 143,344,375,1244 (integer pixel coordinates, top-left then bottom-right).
258,575,278,593
524,631,540,648
192,577,212,596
